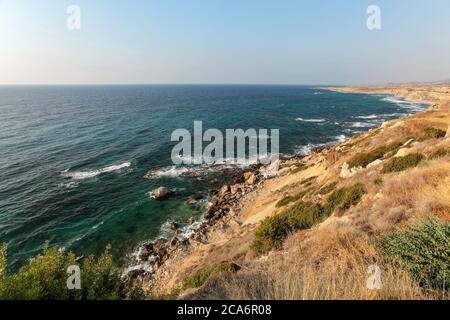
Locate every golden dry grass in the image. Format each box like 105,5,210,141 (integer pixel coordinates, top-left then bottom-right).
185,228,441,300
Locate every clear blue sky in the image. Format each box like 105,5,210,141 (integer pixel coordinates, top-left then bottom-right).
0,0,449,85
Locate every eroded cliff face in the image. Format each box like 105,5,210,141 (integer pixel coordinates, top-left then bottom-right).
134,85,450,299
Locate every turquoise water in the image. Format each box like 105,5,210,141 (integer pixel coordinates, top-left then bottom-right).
0,85,429,268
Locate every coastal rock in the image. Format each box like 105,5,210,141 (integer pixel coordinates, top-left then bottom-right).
367,159,383,168
138,247,151,262
340,162,361,179
186,217,196,225
219,185,230,197
150,187,173,200
187,194,203,205
261,160,280,177
243,172,257,185
403,139,414,147
394,148,412,158
168,222,179,232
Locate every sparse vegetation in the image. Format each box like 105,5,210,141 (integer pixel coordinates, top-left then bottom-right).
322,183,366,216
251,202,322,255
347,141,404,168
381,153,424,174
0,243,123,300
418,127,446,141
376,215,450,290
182,261,240,289
291,163,310,174
276,189,310,208
301,176,317,187
317,181,338,195
191,230,437,300
253,183,365,255
429,147,450,160
374,177,383,185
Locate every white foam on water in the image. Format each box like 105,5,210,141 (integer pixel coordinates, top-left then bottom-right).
334,134,347,143
296,118,327,123
347,122,379,128
59,162,131,180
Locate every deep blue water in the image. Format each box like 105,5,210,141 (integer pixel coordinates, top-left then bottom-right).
0,85,429,267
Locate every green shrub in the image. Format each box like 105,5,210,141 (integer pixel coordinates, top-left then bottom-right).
182,261,240,289
374,177,383,185
347,141,404,168
429,147,450,160
0,243,123,300
251,202,322,255
376,215,450,290
301,176,317,187
418,128,446,141
317,181,338,195
253,184,365,255
291,163,310,174
381,153,424,174
276,189,311,208
322,183,366,216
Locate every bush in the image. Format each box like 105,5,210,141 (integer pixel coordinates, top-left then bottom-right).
182,261,240,289
276,189,311,208
347,141,404,168
291,163,310,174
376,215,450,290
381,153,424,174
253,184,365,255
251,202,322,255
322,183,366,216
0,243,123,300
317,181,338,195
374,177,383,185
429,147,450,160
418,128,446,141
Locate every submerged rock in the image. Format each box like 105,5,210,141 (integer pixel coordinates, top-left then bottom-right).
150,187,173,200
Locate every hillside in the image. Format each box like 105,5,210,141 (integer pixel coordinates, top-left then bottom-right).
135,84,450,300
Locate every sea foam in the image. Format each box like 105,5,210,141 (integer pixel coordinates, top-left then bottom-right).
60,162,131,180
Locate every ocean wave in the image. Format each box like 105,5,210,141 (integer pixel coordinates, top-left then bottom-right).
145,155,277,180
334,134,347,143
353,114,379,119
381,96,429,112
296,118,327,123
59,162,131,180
347,122,379,128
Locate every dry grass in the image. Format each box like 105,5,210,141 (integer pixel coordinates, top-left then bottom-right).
185,228,439,300
374,159,450,223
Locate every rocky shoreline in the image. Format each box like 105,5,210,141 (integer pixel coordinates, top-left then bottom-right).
125,161,279,284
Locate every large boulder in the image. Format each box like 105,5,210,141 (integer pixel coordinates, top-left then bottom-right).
340,162,361,179
219,185,230,197
150,187,173,200
243,172,257,185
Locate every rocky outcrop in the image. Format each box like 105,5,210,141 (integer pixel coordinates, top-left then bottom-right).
150,187,173,200
340,162,361,179
243,172,257,185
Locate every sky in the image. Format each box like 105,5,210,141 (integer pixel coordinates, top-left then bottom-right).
0,0,449,85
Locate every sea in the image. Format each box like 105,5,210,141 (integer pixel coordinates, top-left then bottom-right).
0,85,430,268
